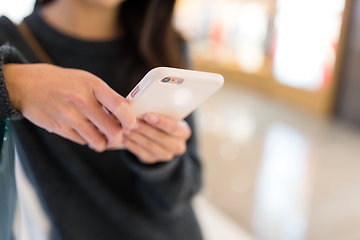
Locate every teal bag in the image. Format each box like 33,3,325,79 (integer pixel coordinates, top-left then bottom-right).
0,119,16,240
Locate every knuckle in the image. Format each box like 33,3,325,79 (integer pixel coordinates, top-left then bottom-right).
112,98,136,128
109,127,123,139
108,130,123,148
149,158,158,164
163,152,174,161
145,140,157,149
115,97,131,112
46,128,53,133
140,156,155,164
69,119,83,130
77,139,87,145
175,143,186,155
129,117,136,128
179,121,191,138
77,69,94,82
94,146,106,153
113,99,126,116
62,111,81,127
170,124,179,134
185,128,192,139
68,92,87,107
92,137,106,151
49,121,63,132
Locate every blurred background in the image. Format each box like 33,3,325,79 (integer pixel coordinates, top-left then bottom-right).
2,0,360,239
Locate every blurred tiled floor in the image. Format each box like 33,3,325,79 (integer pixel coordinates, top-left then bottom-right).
194,196,255,240
195,81,360,240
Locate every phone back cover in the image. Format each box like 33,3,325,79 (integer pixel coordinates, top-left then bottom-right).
126,67,224,120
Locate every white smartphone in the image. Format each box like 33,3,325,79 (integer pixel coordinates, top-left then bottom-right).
126,67,224,120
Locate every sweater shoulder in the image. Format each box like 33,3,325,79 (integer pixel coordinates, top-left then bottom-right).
0,16,14,27
0,16,25,50
0,16,39,63
0,16,18,42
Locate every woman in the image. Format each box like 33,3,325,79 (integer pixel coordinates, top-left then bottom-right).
0,0,203,239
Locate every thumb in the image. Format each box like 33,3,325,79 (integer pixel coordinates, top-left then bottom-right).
92,80,136,130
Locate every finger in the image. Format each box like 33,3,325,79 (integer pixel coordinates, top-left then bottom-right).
122,137,157,164
52,127,87,146
92,80,136,130
144,113,191,139
131,121,186,155
57,108,107,151
36,113,87,145
124,130,174,161
54,130,87,145
71,119,107,152
81,99,123,149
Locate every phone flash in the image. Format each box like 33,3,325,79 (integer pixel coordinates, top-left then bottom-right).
175,78,184,84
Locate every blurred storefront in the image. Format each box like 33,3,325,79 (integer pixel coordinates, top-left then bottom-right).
175,1,360,240
174,0,349,118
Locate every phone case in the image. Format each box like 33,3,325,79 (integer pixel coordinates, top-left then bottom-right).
126,67,224,120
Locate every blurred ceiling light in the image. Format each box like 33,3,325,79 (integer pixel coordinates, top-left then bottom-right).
272,0,345,90
252,123,311,240
0,0,35,24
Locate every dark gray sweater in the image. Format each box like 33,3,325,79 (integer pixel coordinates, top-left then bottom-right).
0,11,203,240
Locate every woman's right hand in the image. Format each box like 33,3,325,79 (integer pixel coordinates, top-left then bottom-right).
3,63,136,152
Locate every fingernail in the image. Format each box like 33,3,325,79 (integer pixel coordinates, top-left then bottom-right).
146,114,158,125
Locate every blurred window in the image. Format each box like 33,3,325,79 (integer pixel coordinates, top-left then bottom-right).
175,0,346,91
273,0,345,90
0,0,36,23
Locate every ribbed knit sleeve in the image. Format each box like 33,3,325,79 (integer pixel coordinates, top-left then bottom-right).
0,44,27,120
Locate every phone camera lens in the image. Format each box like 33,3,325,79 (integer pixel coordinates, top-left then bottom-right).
163,78,171,82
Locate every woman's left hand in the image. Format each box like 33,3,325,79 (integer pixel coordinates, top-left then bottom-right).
123,113,192,164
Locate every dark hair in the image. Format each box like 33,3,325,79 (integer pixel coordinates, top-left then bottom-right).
35,0,186,91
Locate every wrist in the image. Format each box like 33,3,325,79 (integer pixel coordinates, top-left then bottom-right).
3,64,22,112
0,44,27,119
